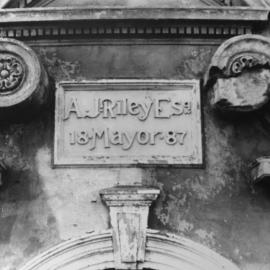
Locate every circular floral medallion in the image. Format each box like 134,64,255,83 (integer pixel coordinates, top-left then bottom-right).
0,54,24,94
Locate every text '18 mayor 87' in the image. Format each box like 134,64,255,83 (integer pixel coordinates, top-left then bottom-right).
54,80,203,166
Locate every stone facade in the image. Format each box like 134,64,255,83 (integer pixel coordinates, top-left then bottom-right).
1,1,270,270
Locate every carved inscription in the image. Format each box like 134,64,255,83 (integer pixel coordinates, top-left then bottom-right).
54,80,202,166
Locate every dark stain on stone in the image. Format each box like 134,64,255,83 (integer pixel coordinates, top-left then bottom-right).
0,215,17,242
23,236,43,257
47,215,56,226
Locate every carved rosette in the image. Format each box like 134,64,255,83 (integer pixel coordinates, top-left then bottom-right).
205,34,270,112
0,38,49,119
0,54,24,93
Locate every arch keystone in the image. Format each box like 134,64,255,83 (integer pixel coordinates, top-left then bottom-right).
100,185,160,270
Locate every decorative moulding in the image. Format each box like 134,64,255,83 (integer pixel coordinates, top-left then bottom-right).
0,7,267,22
0,7,267,40
0,38,49,119
0,0,250,8
205,34,270,79
18,229,240,270
205,34,270,112
100,186,160,270
0,23,252,41
18,185,240,270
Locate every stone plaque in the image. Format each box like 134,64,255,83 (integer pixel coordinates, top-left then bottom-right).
54,80,203,166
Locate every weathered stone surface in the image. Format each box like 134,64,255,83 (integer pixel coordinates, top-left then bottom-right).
2,30,270,270
205,34,270,112
0,6,261,41
17,229,240,270
0,0,242,8
3,0,260,8
0,159,6,187
100,186,160,269
211,69,270,112
0,6,266,23
205,35,270,80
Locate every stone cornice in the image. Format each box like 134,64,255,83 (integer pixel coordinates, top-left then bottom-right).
0,6,268,22
0,7,266,40
1,0,232,8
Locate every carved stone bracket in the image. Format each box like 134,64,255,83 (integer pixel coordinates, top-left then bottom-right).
251,156,270,183
205,34,270,112
0,38,49,120
100,185,160,270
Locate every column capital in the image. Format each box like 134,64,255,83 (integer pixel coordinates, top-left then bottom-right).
205,34,270,113
100,185,160,206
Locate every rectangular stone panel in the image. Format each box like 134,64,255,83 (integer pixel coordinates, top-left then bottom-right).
54,80,203,166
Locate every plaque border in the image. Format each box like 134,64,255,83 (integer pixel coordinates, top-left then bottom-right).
53,79,203,168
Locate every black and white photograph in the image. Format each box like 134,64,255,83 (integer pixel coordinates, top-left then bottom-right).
0,1,269,270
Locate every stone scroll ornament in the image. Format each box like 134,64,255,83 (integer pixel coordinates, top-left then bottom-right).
205,34,270,184
204,34,270,113
0,38,49,120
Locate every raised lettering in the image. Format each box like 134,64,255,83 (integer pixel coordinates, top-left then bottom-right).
122,131,137,150
128,101,140,115
138,100,153,121
89,129,105,150
149,131,161,145
172,101,183,116
64,97,83,120
110,130,123,145
154,98,171,118
137,131,150,145
184,102,192,114
69,131,76,145
102,99,116,118
77,130,89,145
177,132,187,145
165,131,177,145
85,98,100,118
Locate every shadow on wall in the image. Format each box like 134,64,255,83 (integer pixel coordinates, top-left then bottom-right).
0,88,60,270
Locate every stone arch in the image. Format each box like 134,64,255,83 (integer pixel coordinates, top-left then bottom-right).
19,229,240,270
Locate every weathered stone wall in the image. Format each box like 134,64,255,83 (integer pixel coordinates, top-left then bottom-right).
1,40,270,270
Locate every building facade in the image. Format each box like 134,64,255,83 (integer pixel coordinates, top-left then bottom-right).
1,1,270,270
